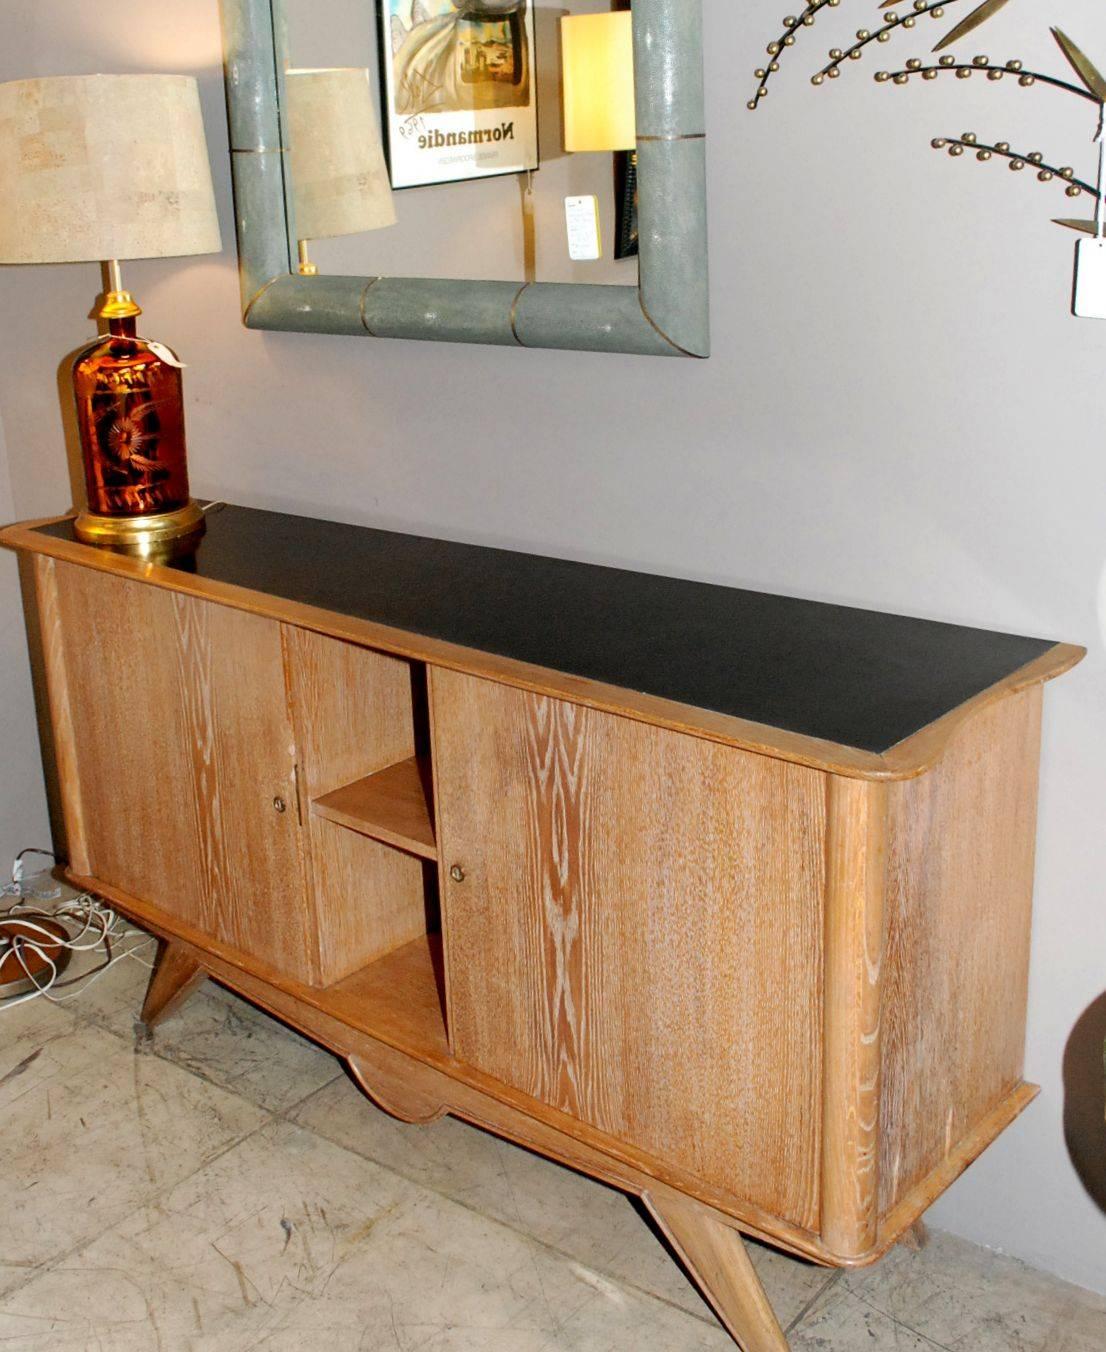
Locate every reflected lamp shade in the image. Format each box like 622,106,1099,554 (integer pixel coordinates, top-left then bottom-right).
285,68,396,241
561,12,636,154
0,74,221,264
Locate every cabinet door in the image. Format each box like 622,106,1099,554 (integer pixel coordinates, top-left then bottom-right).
47,561,307,976
432,667,827,1230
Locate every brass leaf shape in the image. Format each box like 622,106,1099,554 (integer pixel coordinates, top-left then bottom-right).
1054,217,1099,235
933,0,1013,53
1051,28,1106,103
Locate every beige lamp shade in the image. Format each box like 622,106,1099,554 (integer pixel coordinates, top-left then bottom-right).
0,74,221,264
285,68,396,241
561,12,637,154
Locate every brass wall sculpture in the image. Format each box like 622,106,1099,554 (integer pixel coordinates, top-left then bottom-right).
749,0,1106,239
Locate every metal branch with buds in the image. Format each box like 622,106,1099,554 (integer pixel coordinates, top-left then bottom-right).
749,1,1106,240
748,0,976,105
872,56,1092,102
928,134,1093,201
749,0,1106,315
814,1,963,87
748,0,844,110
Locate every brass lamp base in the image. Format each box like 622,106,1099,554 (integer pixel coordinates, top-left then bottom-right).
74,500,206,556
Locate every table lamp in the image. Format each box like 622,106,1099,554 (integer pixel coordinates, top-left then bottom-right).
0,74,221,552
285,68,396,277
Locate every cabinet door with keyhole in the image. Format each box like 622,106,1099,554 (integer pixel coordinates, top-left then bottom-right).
431,666,827,1230
45,561,309,977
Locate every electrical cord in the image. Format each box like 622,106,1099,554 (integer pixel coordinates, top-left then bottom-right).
0,849,155,1011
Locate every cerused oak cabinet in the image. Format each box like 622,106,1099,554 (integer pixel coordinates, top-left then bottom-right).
2,505,1083,1351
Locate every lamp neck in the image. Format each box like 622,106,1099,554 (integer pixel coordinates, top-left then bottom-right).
99,258,143,330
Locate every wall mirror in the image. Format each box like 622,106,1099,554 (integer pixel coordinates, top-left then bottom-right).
220,0,708,356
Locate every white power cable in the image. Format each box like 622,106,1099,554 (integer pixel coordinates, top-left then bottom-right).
1,849,155,1012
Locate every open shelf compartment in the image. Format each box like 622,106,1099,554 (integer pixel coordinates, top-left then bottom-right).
311,755,437,861
327,931,448,1058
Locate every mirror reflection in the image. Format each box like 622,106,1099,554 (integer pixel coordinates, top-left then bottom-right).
282,1,639,285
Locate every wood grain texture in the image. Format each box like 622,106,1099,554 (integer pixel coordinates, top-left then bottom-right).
70,862,1043,1272
49,561,215,929
141,942,208,1027
173,591,306,974
877,1081,1039,1248
282,625,429,983
73,865,835,1264
432,667,827,1229
17,554,70,862
281,624,417,793
822,776,889,1258
79,858,833,1268
49,560,308,978
645,1188,790,1351
32,556,90,874
878,686,1043,1216
307,817,434,986
311,756,437,860
5,517,1082,781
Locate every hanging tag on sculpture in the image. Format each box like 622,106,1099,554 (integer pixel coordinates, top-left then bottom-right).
1073,237,1106,318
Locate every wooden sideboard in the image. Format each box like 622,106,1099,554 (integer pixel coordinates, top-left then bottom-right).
1,506,1083,1351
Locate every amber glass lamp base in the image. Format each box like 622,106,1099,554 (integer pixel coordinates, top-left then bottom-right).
73,273,204,558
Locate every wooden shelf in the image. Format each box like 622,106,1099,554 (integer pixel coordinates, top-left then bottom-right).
311,756,437,861
326,932,448,1059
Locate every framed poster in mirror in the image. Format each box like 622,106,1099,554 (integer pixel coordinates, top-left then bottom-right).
379,1,539,189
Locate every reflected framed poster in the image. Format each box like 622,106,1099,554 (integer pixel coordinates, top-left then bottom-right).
379,1,539,189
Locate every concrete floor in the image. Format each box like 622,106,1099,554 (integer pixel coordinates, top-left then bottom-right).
2,931,1105,1351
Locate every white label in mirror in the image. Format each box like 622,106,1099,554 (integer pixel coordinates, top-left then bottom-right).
565,195,602,262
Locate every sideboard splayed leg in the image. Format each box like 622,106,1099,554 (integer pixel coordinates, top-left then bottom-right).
645,1188,791,1351
141,942,208,1029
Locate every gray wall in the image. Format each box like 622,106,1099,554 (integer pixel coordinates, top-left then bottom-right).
1,0,1104,1294
0,402,51,869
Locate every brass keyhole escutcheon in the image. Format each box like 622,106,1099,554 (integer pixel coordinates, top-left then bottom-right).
450,864,465,883
273,796,287,814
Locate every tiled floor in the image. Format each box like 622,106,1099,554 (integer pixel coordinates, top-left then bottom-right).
2,931,1104,1350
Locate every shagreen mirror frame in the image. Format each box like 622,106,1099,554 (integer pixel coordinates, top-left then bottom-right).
219,0,709,357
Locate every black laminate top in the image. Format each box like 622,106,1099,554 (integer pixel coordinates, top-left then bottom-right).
36,506,1059,756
